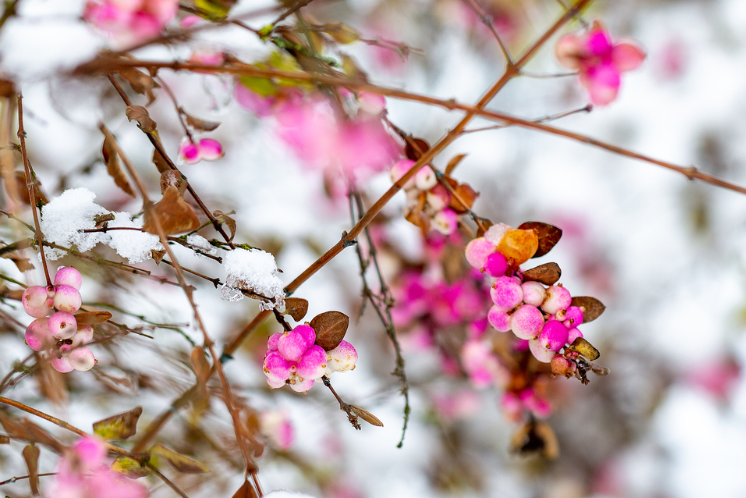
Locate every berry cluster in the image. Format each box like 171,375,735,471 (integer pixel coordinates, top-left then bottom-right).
23,267,96,373
263,324,358,393
465,224,585,363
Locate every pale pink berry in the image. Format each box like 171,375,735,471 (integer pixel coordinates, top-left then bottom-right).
22,285,54,318
69,347,96,371
326,340,358,373
563,306,584,328
54,267,82,290
510,305,545,340
551,355,576,377
53,285,82,313
426,184,451,211
71,325,94,348
415,167,437,191
541,285,571,315
197,138,224,161
521,281,546,307
465,237,495,269
358,92,386,115
277,330,307,362
567,327,583,344
432,208,458,235
484,223,511,245
483,251,509,277
25,318,52,351
390,159,417,190
259,411,294,451
51,355,74,373
490,276,523,311
538,320,569,352
49,311,78,340
528,337,556,363
487,305,511,332
461,339,506,388
297,345,327,379
267,332,281,351
289,377,315,393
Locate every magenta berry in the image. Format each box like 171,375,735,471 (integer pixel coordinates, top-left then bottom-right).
297,345,327,379
277,330,307,362
483,251,509,277
465,238,495,269
490,276,523,311
521,281,546,307
415,167,437,190
49,311,78,340
264,351,291,387
541,285,571,315
563,306,584,328
22,285,54,318
53,285,82,313
69,347,96,371
54,267,82,290
510,305,545,340
25,318,52,351
529,337,556,363
487,305,511,332
567,327,583,344
326,340,358,373
538,320,569,352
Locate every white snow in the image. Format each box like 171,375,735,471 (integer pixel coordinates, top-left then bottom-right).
108,212,163,264
221,247,285,310
186,234,218,257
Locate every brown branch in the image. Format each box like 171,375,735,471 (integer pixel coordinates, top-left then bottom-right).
461,0,512,65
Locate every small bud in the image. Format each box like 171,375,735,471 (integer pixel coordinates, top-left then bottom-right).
53,285,82,313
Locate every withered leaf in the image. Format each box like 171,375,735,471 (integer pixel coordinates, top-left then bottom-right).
509,419,559,460
0,413,65,452
151,248,166,264
74,311,112,326
567,337,600,361
117,68,158,104
93,406,143,440
449,183,479,214
213,210,236,241
445,153,467,177
569,296,605,323
282,297,308,321
310,311,349,351
150,443,210,474
102,135,135,197
160,170,186,195
126,105,157,133
405,137,430,160
0,435,8,444
152,148,171,174
6,254,34,272
231,480,258,498
517,222,563,258
22,443,40,496
111,456,151,479
190,346,211,386
591,364,610,376
184,111,221,132
522,262,562,285
143,186,201,236
348,404,383,427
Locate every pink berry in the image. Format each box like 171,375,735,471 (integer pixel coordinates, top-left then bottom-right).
567,327,583,344
464,237,495,269
528,337,556,363
484,223,511,245
72,325,94,348
432,208,458,235
48,312,77,340
53,285,82,313
521,281,546,307
326,340,358,373
22,286,54,318
541,285,571,315
426,184,451,211
483,251,509,277
25,318,52,351
54,267,82,290
69,347,96,371
198,138,224,161
487,306,511,332
267,333,281,351
293,324,316,350
415,167,437,191
264,351,290,386
563,306,584,328
277,330,306,362
390,159,417,190
490,276,523,311
551,355,576,377
538,320,569,352
297,346,327,379
510,305,545,340
51,356,74,373
289,377,315,393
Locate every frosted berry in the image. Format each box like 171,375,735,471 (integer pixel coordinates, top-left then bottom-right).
510,305,545,340
54,267,82,290
415,167,437,191
496,228,539,265
326,340,358,373
390,159,417,190
563,306,584,328
529,337,556,363
541,285,571,315
69,347,96,371
521,281,546,307
487,306,511,332
22,285,54,318
53,285,82,313
25,318,53,351
538,320,569,352
483,251,509,277
49,311,78,340
484,223,511,245
490,276,523,311
465,237,495,269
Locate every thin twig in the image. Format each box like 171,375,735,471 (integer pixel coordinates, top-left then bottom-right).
461,0,513,65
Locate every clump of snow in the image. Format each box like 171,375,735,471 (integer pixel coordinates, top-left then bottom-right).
108,212,162,263
186,234,218,257
40,188,110,260
222,248,285,310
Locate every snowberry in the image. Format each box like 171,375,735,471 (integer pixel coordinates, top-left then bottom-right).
358,92,386,115
541,285,571,315
25,318,52,351
519,388,552,418
496,228,539,265
528,337,556,363
487,306,511,332
484,223,511,245
69,347,96,371
49,312,78,340
510,304,545,340
71,325,94,348
54,267,82,290
490,276,523,311
263,326,330,393
326,340,358,373
22,285,54,318
563,306,584,328
51,356,74,373
426,184,451,212
178,138,224,164
483,251,509,277
567,327,583,344
390,159,417,190
521,281,546,307
432,208,458,235
53,285,82,313
415,167,437,191
538,320,569,352
551,355,576,377
465,237,495,269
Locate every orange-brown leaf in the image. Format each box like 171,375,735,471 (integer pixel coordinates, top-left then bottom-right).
143,186,201,236
310,311,349,351
22,443,40,496
231,480,258,498
517,222,563,259
126,105,157,133
449,183,479,214
102,135,135,197
282,297,309,322
74,311,112,326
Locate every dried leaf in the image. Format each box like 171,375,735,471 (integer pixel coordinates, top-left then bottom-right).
150,443,210,474
0,413,66,452
143,186,201,236
184,111,221,132
152,148,171,174
11,171,48,206
522,262,562,285
405,138,430,160
310,311,349,351
37,361,67,406
449,183,479,214
111,456,151,479
476,219,493,238
213,210,236,241
190,346,211,386
567,337,600,361
517,222,563,258
509,419,559,459
282,297,308,321
93,406,143,440
151,249,166,264
6,254,34,272
160,170,186,195
591,364,610,376
569,296,605,323
445,153,467,177
231,480,258,498
74,311,112,326
117,68,158,104
126,105,157,133
22,443,40,495
0,435,8,444
102,135,135,197
348,405,383,427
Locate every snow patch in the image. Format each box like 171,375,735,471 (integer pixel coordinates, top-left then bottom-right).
222,248,285,310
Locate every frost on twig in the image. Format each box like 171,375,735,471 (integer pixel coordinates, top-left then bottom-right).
221,247,285,310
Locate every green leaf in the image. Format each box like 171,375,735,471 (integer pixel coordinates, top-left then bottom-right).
150,443,210,474
111,456,151,479
238,76,277,97
93,406,142,441
194,0,236,18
